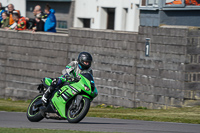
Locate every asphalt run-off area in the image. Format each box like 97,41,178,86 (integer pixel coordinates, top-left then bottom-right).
0,111,200,133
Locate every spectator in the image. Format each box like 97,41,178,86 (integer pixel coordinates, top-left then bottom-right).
7,4,20,26
1,12,9,28
26,5,47,30
33,13,44,32
0,2,5,27
12,12,26,31
34,5,47,22
44,4,56,33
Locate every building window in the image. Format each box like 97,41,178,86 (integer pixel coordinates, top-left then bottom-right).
140,0,159,7
185,0,200,6
140,0,200,10
165,0,184,5
148,0,159,6
100,8,115,30
57,21,67,29
78,18,91,28
163,0,184,7
141,0,146,6
165,0,200,6
82,19,91,28
106,8,115,30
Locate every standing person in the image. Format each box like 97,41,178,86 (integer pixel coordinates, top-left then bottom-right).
7,4,20,26
32,13,44,32
44,4,56,33
12,13,26,31
0,2,5,27
33,5,47,22
26,5,47,30
1,12,9,28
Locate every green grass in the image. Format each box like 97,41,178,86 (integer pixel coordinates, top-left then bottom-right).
0,98,30,112
1,98,200,124
88,106,200,124
0,128,117,133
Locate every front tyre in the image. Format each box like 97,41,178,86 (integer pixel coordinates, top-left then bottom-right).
26,94,44,122
67,97,90,123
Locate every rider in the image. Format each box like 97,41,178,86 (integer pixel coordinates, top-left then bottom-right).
42,52,93,104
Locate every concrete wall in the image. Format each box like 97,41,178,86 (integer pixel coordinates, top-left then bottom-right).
0,26,200,109
140,9,200,27
160,10,200,27
137,26,187,108
0,31,70,100
184,29,200,106
140,10,160,27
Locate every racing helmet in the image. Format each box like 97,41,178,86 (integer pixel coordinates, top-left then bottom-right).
77,52,93,70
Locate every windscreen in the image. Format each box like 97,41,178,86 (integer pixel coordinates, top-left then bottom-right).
81,73,95,92
81,73,94,82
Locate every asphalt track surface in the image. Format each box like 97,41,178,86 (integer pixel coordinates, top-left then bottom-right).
0,112,200,133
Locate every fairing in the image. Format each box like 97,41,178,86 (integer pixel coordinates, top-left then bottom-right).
50,73,98,118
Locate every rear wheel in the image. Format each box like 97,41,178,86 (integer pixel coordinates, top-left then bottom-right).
67,97,90,123
26,94,44,122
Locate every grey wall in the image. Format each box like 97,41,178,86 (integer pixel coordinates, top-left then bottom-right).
137,26,187,108
68,29,138,108
140,10,160,27
184,29,200,106
140,10,200,27
160,10,200,27
0,26,200,109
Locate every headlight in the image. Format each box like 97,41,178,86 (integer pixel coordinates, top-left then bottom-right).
84,85,90,91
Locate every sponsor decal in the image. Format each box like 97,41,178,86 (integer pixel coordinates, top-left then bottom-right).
71,90,76,95
68,85,79,93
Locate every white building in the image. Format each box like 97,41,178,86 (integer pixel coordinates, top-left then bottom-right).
74,0,140,32
1,0,26,17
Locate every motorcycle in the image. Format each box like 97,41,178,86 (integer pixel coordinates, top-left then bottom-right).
26,73,98,123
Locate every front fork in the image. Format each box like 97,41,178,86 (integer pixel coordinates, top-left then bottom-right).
70,95,83,110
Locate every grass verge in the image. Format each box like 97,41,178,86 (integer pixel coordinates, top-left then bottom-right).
88,106,200,124
0,98,200,124
0,127,116,133
0,98,30,112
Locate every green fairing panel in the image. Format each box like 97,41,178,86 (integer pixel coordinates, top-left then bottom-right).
75,74,98,99
51,92,67,118
61,86,78,96
51,85,81,118
44,78,53,86
81,95,90,99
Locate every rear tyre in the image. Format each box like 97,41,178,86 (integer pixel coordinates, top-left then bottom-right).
67,97,90,123
26,94,44,122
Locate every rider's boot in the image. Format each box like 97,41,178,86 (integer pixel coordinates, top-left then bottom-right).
42,86,54,106
42,78,58,106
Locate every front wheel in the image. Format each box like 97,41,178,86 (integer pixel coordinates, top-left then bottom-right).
67,97,90,123
26,94,44,122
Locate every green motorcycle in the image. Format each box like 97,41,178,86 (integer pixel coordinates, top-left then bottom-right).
26,73,98,123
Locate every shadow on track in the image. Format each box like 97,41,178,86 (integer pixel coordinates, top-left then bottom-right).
40,121,130,125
